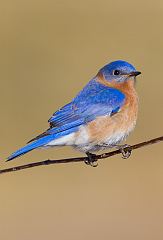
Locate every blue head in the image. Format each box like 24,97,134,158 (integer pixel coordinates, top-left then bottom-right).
99,60,141,83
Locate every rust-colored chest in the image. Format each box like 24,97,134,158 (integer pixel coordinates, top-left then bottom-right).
87,80,138,144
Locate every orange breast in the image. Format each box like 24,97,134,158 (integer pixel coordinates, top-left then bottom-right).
87,77,138,144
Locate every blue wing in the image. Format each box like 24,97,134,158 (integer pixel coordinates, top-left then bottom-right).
29,80,125,142
47,80,125,134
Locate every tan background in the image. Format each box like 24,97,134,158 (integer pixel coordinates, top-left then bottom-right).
0,0,163,239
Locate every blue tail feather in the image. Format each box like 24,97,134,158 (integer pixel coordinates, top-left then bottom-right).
7,127,79,161
7,135,54,161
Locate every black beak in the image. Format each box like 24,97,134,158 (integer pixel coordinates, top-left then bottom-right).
129,71,141,77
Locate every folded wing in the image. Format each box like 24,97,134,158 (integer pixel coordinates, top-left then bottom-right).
29,82,125,142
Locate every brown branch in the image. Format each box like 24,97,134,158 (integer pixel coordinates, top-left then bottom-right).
1,136,163,175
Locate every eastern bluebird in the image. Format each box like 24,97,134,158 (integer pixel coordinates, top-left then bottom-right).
8,60,141,166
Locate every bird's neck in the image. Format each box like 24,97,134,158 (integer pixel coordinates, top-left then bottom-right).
96,72,137,99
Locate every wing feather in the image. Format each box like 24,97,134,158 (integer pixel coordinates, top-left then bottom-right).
28,80,125,143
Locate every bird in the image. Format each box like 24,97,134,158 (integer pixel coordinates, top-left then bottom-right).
8,60,141,166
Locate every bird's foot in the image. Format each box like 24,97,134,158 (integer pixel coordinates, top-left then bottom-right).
116,144,132,159
85,152,98,167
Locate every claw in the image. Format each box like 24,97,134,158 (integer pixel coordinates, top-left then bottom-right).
117,144,132,159
85,152,98,167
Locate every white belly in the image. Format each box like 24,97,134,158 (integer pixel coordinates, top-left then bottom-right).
45,126,90,147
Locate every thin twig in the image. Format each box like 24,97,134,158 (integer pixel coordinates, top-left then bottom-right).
1,136,163,175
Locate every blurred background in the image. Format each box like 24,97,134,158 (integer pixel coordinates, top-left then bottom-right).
0,0,163,239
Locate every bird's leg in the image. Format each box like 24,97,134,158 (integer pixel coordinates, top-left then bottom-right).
116,144,132,159
85,152,98,167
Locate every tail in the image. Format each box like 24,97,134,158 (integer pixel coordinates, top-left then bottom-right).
7,135,54,161
7,125,79,161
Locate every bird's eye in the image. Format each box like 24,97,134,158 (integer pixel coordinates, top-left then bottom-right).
113,70,120,75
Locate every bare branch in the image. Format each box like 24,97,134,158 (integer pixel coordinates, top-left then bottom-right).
1,136,163,175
